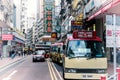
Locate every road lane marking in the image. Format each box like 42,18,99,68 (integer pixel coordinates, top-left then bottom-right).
2,70,17,80
47,61,54,80
8,70,17,77
49,61,57,80
47,59,58,80
52,63,63,80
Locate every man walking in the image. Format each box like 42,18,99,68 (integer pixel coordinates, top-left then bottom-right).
0,52,2,60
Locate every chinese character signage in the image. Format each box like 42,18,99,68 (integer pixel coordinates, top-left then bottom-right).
46,10,52,32
44,0,54,33
106,15,120,47
106,25,120,47
2,34,13,40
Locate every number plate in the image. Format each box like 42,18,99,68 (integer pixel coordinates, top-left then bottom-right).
82,75,93,78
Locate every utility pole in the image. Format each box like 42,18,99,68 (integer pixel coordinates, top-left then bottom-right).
113,14,117,80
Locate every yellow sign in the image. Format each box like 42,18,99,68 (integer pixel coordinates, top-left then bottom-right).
51,32,57,38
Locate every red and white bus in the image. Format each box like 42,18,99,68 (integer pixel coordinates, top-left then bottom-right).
62,30,107,80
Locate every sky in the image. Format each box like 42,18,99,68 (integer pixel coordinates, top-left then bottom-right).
13,0,36,17
13,0,61,17
27,0,37,17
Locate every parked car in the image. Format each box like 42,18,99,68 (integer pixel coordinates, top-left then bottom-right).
33,50,45,62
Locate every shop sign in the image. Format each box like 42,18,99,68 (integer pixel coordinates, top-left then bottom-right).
71,20,83,31
2,34,13,40
51,32,57,38
45,8,52,32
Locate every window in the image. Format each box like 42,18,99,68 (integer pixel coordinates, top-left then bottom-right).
67,40,105,58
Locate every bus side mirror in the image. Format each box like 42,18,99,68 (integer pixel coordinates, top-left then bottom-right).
63,45,66,50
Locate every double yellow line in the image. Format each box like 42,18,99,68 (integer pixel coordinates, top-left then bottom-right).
47,59,63,80
47,60,57,80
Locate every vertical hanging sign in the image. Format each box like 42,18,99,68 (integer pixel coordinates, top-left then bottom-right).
44,0,54,33
46,9,52,32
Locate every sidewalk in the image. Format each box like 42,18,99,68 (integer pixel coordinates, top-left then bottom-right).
0,56,24,69
107,61,120,77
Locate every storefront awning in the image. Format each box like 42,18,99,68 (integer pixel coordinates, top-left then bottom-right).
87,0,120,21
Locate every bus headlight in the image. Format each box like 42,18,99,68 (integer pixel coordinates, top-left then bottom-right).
97,69,105,73
65,68,76,73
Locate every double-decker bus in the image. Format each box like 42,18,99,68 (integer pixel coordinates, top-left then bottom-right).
34,44,51,58
62,30,107,80
50,42,64,64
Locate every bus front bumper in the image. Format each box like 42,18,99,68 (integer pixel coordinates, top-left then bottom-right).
64,73,108,80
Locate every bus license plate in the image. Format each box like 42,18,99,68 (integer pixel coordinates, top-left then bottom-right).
82,75,93,78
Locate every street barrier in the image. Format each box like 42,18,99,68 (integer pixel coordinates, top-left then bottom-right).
107,67,120,80
100,75,106,80
117,68,120,80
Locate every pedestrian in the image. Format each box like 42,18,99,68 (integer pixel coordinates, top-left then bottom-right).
117,48,120,64
18,50,21,56
11,50,15,59
0,52,2,60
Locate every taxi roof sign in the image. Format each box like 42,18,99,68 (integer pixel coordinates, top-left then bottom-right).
73,30,96,39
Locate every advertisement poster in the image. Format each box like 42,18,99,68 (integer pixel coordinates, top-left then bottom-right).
106,25,120,47
106,15,120,47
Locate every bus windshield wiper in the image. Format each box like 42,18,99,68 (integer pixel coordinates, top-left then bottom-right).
69,56,81,59
87,53,96,60
69,56,76,59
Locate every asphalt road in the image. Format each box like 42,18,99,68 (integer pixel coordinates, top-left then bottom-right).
0,55,114,80
0,56,55,80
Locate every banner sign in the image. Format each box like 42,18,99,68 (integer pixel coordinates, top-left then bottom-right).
2,34,13,40
45,0,54,33
106,25,120,47
71,20,83,31
106,15,120,47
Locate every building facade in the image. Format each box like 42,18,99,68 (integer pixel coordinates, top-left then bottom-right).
0,0,25,57
59,0,120,62
20,0,28,34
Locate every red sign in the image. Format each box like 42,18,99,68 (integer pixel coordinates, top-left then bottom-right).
47,16,52,20
47,11,52,15
47,21,52,27
78,31,93,38
47,27,52,32
73,31,96,39
2,34,13,40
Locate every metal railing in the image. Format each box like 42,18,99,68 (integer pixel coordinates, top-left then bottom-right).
108,73,117,80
